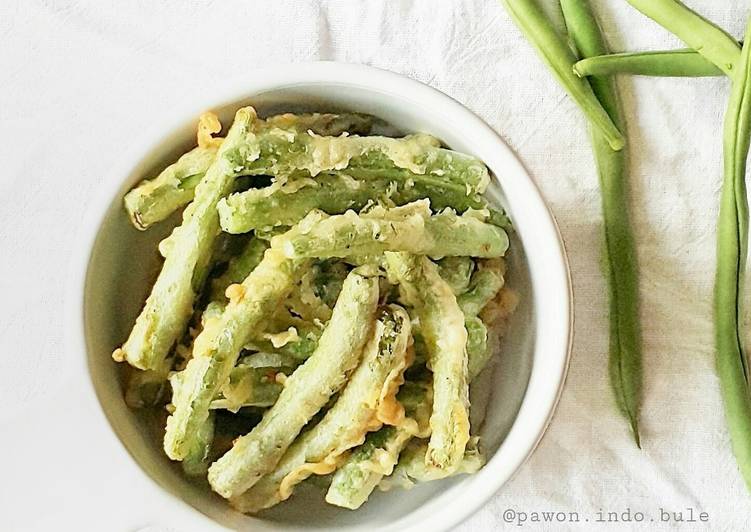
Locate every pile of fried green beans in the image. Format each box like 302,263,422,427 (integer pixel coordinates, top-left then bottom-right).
501,0,751,490
114,109,517,511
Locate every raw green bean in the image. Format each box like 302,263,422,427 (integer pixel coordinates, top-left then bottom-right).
624,0,741,76
499,0,624,150
715,20,751,492
207,269,379,499
574,49,723,78
217,173,490,234
560,0,642,446
163,248,306,461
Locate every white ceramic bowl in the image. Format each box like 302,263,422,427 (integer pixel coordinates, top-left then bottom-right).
68,62,572,531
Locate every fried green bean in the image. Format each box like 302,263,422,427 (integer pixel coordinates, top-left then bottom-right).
124,112,223,230
219,129,490,196
561,0,643,446
384,252,469,472
231,304,411,513
218,173,491,234
499,0,624,150
465,316,490,382
114,108,261,371
124,113,375,230
714,20,751,492
207,269,379,499
325,380,432,510
209,353,299,411
182,412,216,477
272,201,509,260
457,267,504,317
163,248,306,460
437,257,476,296
574,49,723,78
377,438,483,491
123,357,173,409
209,237,269,302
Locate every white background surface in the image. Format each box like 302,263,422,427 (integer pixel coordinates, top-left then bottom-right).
2,0,751,530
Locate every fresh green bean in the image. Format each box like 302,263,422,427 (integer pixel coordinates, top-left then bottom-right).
624,0,741,76
560,0,642,446
574,49,723,78
207,269,379,499
163,248,306,461
218,173,491,234
499,0,624,150
272,201,509,260
715,20,751,492
231,305,412,513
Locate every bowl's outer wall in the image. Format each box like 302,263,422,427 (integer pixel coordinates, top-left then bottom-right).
80,64,570,532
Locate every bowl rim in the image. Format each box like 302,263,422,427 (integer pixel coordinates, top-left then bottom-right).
65,61,573,532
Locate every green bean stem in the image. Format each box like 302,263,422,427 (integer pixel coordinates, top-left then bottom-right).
715,19,751,492
560,0,642,446
574,49,723,78
624,0,741,76
499,0,625,150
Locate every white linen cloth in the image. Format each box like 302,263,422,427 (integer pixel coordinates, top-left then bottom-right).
2,0,751,530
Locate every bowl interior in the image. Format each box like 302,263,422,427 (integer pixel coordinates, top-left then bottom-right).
84,82,537,530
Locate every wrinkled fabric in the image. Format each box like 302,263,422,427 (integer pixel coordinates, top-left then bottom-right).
2,0,751,530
